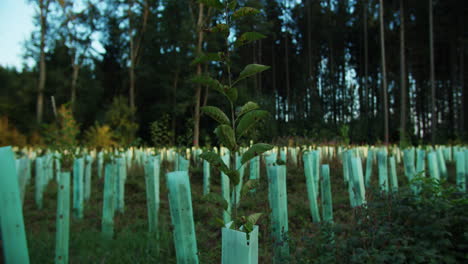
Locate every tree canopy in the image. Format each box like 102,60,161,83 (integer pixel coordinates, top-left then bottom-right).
1,0,467,146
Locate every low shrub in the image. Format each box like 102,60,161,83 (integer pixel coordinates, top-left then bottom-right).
84,122,117,149
293,178,468,263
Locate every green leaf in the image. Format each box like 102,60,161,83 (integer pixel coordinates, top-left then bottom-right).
201,106,230,126
202,193,229,211
211,23,229,37
240,179,259,197
228,0,237,10
226,169,240,185
241,143,274,164
247,212,262,225
244,222,253,233
226,87,238,103
190,52,222,65
233,64,270,86
214,125,236,151
237,101,259,117
200,151,230,175
214,217,225,228
236,110,269,139
198,0,223,10
234,32,266,48
190,75,224,94
232,7,260,20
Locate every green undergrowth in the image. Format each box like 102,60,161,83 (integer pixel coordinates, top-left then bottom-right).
293,179,468,263
10,157,467,263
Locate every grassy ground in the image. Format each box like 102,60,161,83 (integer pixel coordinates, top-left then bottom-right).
1,152,460,263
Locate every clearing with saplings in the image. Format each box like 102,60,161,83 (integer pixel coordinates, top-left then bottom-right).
1,0,467,263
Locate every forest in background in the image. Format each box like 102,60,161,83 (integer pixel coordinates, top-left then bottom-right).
0,0,467,147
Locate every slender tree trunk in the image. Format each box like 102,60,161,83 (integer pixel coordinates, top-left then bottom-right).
128,1,136,110
341,63,346,122
172,67,180,145
272,39,277,118
379,0,389,145
285,33,290,121
429,0,436,144
129,53,135,109
415,80,421,139
358,22,364,118
193,3,204,147
36,0,49,124
330,46,336,124
37,40,46,123
127,0,149,111
461,42,465,136
307,0,313,118
258,39,262,93
449,35,456,135
399,0,407,143
202,63,209,108
363,0,369,137
202,87,209,107
70,61,80,111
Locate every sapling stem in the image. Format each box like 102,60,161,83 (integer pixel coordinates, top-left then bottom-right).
198,1,272,233
223,1,239,227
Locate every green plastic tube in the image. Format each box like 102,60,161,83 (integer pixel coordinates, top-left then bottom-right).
389,156,399,192
232,153,245,208
73,158,84,219
436,148,448,179
249,156,260,181
377,150,389,193
427,152,440,181
416,149,426,177
455,151,466,192
97,151,104,179
345,151,357,207
166,171,199,264
222,224,259,264
144,155,160,233
350,156,366,206
221,152,231,224
266,162,289,263
55,172,71,264
115,157,126,214
321,164,333,222
342,150,349,184
84,155,93,201
102,163,116,239
0,146,30,264
365,149,374,187
303,152,320,222
177,154,190,171
203,160,210,195
35,157,45,209
403,148,415,181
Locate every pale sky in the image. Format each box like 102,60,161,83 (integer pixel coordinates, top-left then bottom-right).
0,0,35,70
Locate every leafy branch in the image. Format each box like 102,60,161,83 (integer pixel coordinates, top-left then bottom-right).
194,0,272,232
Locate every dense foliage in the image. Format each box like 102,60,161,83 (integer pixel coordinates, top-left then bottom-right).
0,0,467,146
294,179,468,263
12,147,467,263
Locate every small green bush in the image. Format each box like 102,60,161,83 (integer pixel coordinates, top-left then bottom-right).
42,104,80,149
149,113,174,147
83,122,117,149
105,96,139,146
